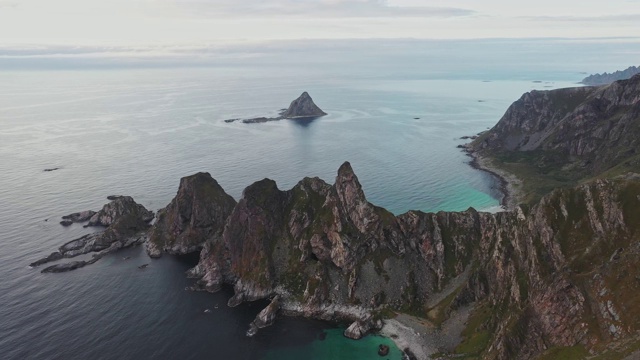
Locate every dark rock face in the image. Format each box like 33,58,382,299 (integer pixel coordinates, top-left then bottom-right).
280,92,327,118
31,197,153,272
150,163,640,358
146,172,237,258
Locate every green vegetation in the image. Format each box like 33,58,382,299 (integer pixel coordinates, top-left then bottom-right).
487,149,585,205
589,335,640,360
426,285,463,327
537,345,589,360
453,303,494,358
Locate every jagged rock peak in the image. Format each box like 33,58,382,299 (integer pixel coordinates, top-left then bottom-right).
335,161,366,205
147,172,236,258
280,92,327,118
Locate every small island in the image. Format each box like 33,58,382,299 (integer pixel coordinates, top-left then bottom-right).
225,92,327,124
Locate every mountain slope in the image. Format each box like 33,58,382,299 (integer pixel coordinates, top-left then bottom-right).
470,74,640,203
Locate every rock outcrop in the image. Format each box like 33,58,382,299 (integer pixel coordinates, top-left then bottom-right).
280,92,327,118
247,296,281,337
146,172,236,258
31,196,154,272
224,92,327,124
140,161,640,359
59,210,96,226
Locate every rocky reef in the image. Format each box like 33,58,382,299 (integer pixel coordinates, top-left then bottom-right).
224,92,327,124
30,196,154,272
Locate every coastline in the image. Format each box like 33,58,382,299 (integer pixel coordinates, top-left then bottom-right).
380,307,473,360
462,145,522,211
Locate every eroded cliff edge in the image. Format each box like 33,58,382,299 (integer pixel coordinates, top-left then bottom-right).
466,74,640,207
146,162,640,359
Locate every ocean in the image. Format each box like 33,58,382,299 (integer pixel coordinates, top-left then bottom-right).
1,39,638,359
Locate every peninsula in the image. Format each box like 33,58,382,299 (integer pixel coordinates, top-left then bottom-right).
225,92,327,124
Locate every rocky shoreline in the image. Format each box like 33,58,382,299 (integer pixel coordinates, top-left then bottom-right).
462,144,522,210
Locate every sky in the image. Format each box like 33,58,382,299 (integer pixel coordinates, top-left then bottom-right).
0,0,639,47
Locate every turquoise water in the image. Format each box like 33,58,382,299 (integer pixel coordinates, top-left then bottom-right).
264,329,403,360
1,39,637,359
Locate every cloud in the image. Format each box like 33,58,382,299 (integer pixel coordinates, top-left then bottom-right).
0,0,18,7
522,13,640,22
158,0,475,18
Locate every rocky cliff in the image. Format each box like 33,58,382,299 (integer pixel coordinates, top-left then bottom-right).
146,172,236,257
145,162,640,359
470,74,640,203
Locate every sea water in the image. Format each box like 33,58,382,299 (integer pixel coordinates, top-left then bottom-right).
0,39,637,359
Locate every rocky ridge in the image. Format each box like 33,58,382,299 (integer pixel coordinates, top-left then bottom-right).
142,161,639,359
31,162,640,358
582,66,640,86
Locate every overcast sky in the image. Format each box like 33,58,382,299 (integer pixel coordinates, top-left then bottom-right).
0,0,639,46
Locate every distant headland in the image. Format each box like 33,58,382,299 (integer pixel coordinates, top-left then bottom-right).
225,92,327,124
581,65,639,86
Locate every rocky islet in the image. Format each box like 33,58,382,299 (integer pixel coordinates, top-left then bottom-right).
225,92,327,124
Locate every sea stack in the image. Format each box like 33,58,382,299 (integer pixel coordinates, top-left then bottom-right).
280,92,327,118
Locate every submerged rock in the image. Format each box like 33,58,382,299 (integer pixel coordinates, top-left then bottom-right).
378,344,390,356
